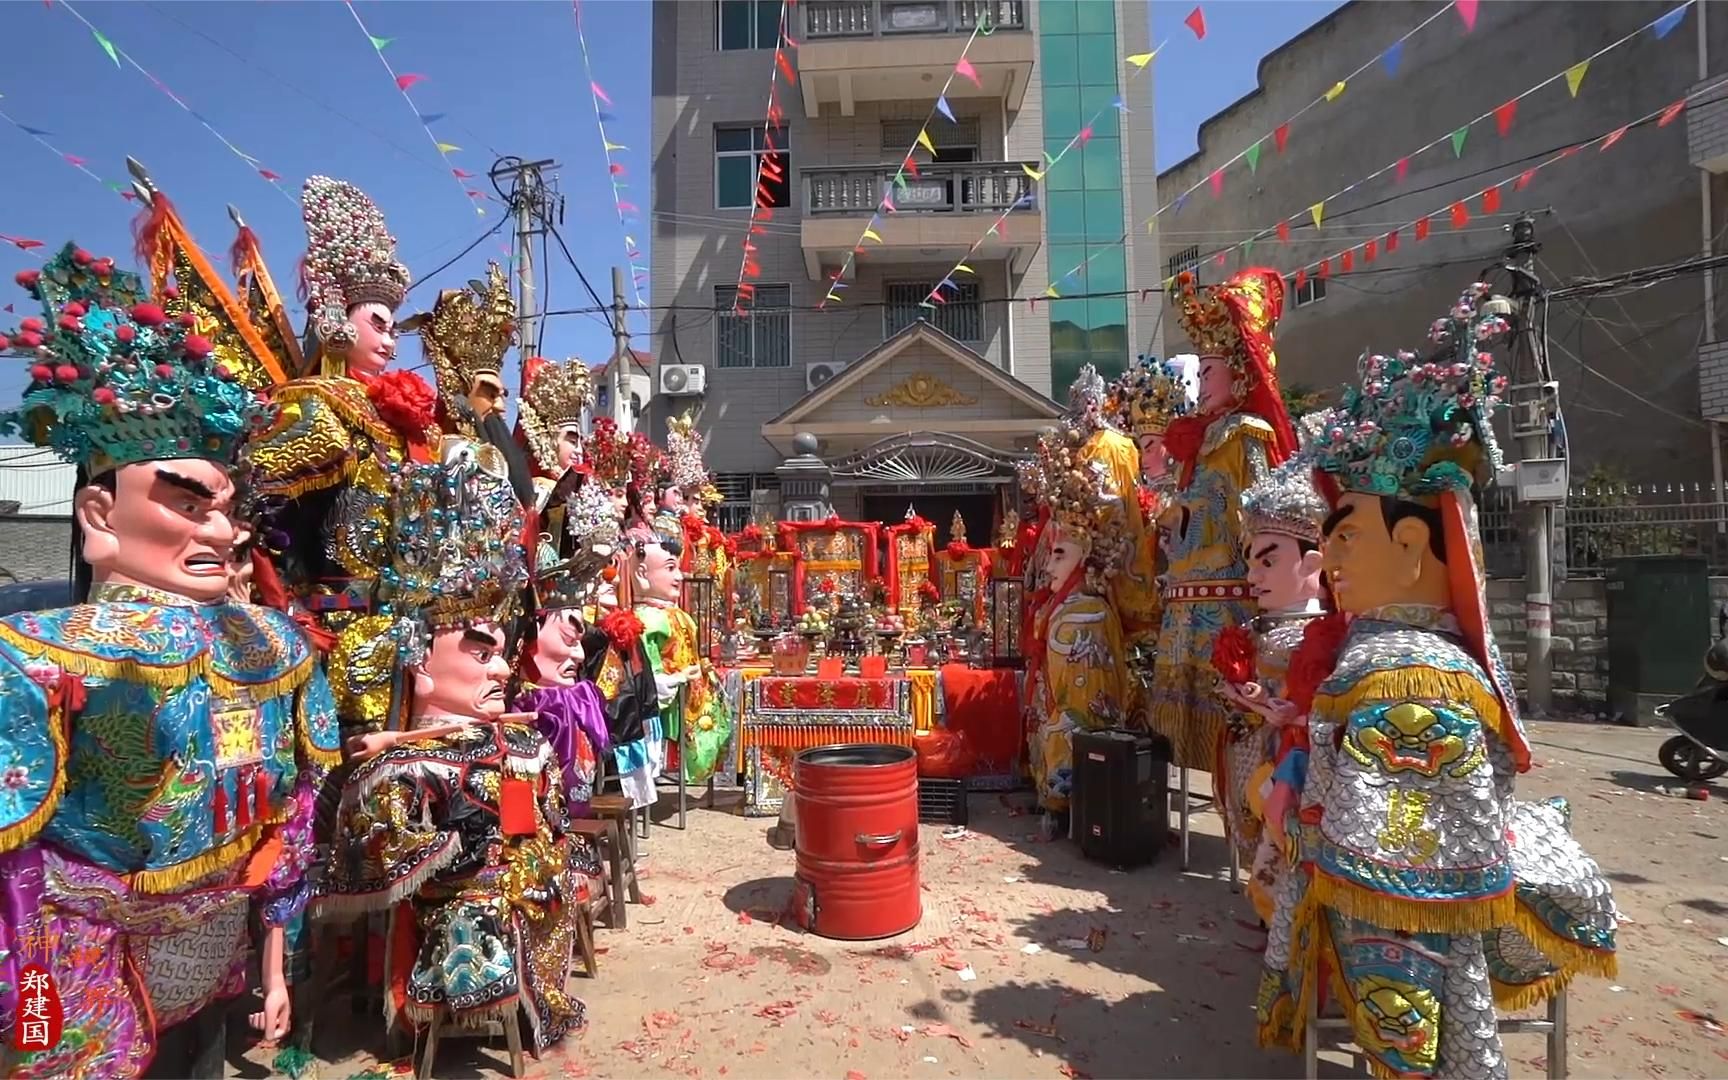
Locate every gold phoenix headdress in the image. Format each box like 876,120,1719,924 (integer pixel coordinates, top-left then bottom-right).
519,356,594,475
300,175,411,374
404,261,516,436
1109,353,1194,437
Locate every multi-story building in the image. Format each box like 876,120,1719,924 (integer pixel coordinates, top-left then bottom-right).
649,0,1162,533
1158,0,1728,485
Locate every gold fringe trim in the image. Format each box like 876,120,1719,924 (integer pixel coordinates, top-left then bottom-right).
128,823,264,893
0,622,314,701
0,694,69,855
277,379,400,449
1308,868,1516,936
296,686,343,770
1491,969,1575,1013
255,469,346,502
1508,899,1619,983
1256,991,1300,1052
1313,663,1518,762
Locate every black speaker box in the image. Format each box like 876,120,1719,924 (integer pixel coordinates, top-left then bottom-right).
1071,728,1170,868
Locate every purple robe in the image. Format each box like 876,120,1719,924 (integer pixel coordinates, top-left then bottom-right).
515,681,611,815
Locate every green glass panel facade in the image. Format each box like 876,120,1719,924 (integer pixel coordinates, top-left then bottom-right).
1038,0,1128,401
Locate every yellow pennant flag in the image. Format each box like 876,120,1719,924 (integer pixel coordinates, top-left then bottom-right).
826,292,843,304
1043,284,1061,298
624,235,637,247
604,140,628,152
1163,274,1176,293
436,142,462,153
1125,51,1156,69
862,228,882,242
955,263,974,274
1324,81,1346,103
1564,60,1589,98
1021,163,1044,181
915,129,936,155
1310,202,1325,229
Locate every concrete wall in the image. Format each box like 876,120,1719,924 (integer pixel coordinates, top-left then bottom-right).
1486,574,1728,710
1156,0,1728,482
0,516,73,584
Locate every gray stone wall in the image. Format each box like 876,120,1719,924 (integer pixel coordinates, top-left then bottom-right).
1487,574,1728,709
0,516,73,584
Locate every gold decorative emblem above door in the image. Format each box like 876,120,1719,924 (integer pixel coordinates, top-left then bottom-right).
866,373,978,408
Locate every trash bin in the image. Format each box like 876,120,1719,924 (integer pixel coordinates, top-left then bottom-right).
1606,556,1710,725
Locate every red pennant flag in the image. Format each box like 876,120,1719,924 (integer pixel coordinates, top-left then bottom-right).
1457,0,1479,31
591,81,612,106
1385,229,1399,252
1077,124,1094,146
1494,99,1518,138
1658,99,1687,127
466,189,484,199
1295,268,1307,290
1449,201,1469,229
1415,217,1431,241
1213,251,1228,267
1340,248,1354,272
619,201,640,213
1364,238,1378,263
1600,125,1629,151
1276,221,1291,243
1514,168,1535,191
776,49,797,82
1028,297,1039,312
904,155,920,179
610,163,626,175
12,238,43,250
1208,169,1224,197
259,169,281,181
396,73,426,92
63,154,86,167
1317,258,1330,279
1560,144,1583,158
1395,157,1409,183
1481,185,1502,213
1274,124,1290,153
1184,6,1207,39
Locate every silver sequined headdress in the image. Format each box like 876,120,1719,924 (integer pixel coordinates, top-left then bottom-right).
300,176,411,371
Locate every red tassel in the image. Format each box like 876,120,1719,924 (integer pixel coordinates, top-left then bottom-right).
212,777,229,835
499,776,537,836
229,224,260,282
130,189,175,278
255,768,272,819
235,768,253,828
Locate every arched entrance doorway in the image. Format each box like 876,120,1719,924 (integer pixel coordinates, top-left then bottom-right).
828,432,1028,546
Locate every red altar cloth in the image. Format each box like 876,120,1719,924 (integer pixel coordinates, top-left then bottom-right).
755,675,899,711
939,664,1022,781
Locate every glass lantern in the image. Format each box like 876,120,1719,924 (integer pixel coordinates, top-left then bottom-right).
988,576,1025,668
683,575,718,658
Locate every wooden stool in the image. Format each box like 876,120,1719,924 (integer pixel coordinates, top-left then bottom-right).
419,1007,528,1080
565,818,612,977
588,795,643,928
1305,985,1568,1079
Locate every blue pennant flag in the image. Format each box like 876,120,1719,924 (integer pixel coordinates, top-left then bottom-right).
417,112,446,125
597,111,619,123
1382,40,1403,77
1110,94,1127,112
18,125,53,137
1651,3,1687,38
1173,192,1188,215
935,95,955,124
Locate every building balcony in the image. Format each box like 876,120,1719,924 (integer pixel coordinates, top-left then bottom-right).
1688,76,1728,173
798,160,1042,279
797,0,1032,118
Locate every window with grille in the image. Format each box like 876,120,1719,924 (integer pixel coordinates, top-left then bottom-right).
715,125,790,210
882,118,981,160
1290,274,1327,307
715,284,792,368
1165,245,1200,280
883,281,982,342
712,473,780,531
717,0,783,50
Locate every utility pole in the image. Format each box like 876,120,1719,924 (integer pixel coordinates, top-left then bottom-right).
1505,213,1559,715
610,265,633,432
488,157,561,392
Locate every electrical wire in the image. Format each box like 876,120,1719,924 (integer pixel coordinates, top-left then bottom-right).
544,221,616,333
404,218,508,297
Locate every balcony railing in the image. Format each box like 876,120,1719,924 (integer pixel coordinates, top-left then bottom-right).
803,0,1026,39
804,161,1037,215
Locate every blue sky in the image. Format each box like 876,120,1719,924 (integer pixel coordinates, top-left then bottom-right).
0,0,1339,411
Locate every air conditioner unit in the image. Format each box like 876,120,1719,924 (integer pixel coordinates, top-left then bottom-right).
805,361,849,393
658,363,706,397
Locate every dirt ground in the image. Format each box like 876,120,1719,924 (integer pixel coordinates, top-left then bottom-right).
240,720,1728,1079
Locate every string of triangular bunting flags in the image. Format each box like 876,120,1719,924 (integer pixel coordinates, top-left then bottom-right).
57,0,296,204
343,0,485,217
817,12,995,310
0,101,136,205
1041,0,1695,306
731,0,798,315
572,0,649,322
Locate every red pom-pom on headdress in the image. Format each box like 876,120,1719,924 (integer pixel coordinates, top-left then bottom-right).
601,608,645,652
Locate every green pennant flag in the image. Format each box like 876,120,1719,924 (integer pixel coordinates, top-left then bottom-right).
92,29,120,67
370,35,395,51
1450,125,1469,157
1244,140,1262,174
1242,237,1254,259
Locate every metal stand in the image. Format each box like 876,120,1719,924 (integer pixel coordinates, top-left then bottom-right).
1171,766,1231,882
1305,987,1568,1079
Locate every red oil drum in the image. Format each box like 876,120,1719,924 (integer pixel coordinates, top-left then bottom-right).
790,744,921,940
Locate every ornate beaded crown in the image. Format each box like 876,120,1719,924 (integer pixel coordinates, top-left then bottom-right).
1109,353,1194,437
378,438,529,657
1240,457,1328,545
535,475,621,612
519,356,594,474
301,176,410,354
1,244,268,474
1307,282,1509,499
1017,424,1126,576
407,262,516,427
1065,363,1110,431
664,411,710,496
583,415,660,491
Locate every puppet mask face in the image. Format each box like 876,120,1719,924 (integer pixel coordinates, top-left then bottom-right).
1197,354,1236,414
1321,493,1443,615
634,540,683,602
1244,530,1323,613
412,621,511,721
76,460,240,603
344,302,397,379
529,609,585,686
1136,432,1170,482
1042,523,1087,591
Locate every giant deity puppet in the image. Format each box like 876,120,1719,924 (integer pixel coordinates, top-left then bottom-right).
1017,426,1130,821
1149,270,1299,775
0,246,339,1078
248,177,437,739
1263,285,1617,1075
319,440,596,1055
